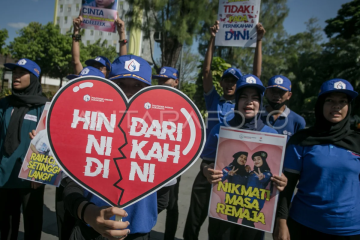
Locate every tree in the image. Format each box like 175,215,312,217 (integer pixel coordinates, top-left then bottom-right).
83,39,118,63
176,45,201,84
126,0,210,71
324,0,360,39
0,29,8,55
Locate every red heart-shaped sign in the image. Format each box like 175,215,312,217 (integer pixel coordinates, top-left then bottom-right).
47,77,205,208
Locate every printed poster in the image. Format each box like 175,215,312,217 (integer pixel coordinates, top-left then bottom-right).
209,126,287,233
215,0,261,47
18,102,62,187
81,0,118,33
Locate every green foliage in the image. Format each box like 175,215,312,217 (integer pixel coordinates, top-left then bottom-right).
0,29,9,55
324,0,360,39
181,81,197,101
193,57,231,117
126,0,210,69
82,39,118,63
176,45,201,83
0,88,11,99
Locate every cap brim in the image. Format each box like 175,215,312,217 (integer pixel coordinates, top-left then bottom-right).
109,74,151,85
66,74,80,80
152,74,177,80
236,84,266,95
319,89,358,100
266,85,290,91
4,63,18,70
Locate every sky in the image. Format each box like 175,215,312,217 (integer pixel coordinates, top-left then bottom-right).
0,0,353,59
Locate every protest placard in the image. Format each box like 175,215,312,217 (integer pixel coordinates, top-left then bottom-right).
81,0,118,33
18,102,62,187
215,0,261,47
47,76,206,208
209,126,286,233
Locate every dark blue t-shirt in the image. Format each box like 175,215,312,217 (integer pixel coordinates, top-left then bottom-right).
284,144,360,236
261,106,305,140
204,87,235,137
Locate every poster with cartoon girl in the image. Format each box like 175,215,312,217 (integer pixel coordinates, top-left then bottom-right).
209,126,287,233
18,102,63,187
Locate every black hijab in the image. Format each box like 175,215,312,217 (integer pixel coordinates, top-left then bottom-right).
228,87,265,131
4,72,48,156
230,151,249,177
251,151,271,173
288,93,360,153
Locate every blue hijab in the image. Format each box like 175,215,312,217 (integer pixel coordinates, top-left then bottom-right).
228,74,266,131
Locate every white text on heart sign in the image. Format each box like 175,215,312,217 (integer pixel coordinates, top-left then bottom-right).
71,110,183,183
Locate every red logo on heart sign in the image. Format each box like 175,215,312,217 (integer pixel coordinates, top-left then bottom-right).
47,77,205,208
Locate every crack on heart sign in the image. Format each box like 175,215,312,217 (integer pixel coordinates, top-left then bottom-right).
47,77,205,208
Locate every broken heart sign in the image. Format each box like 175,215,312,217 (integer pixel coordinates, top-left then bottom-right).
47,77,206,208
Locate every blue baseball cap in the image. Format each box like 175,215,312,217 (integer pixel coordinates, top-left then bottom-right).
267,75,291,91
319,79,358,100
85,56,111,71
66,66,105,80
152,66,179,80
4,58,41,78
108,55,152,85
235,74,266,95
222,67,242,80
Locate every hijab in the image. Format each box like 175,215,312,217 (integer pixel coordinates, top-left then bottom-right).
228,87,265,131
4,72,48,156
251,151,271,173
230,151,249,177
288,93,360,153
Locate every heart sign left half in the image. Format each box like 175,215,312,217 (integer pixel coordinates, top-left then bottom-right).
47,77,206,208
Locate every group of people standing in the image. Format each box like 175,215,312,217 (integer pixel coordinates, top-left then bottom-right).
0,15,358,240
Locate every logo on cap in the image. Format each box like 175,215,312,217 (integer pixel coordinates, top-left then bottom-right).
81,68,90,75
125,60,140,72
83,95,91,102
95,57,101,61
334,81,346,90
229,69,236,75
275,77,283,85
18,59,27,65
246,76,256,84
160,68,166,74
144,102,151,109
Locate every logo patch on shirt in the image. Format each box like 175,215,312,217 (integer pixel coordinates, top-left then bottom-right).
24,114,37,122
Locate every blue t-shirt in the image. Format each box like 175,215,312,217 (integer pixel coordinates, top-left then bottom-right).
284,144,360,236
84,190,157,234
247,170,272,210
201,123,277,161
204,87,235,137
261,106,305,140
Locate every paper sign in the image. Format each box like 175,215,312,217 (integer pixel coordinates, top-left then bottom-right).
18,102,62,187
81,0,118,33
47,77,206,208
209,126,286,233
215,0,261,47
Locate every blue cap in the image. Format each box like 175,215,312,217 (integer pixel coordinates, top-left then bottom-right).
222,67,242,80
267,75,291,91
4,58,41,78
319,79,358,100
235,74,266,95
66,66,105,80
152,66,179,80
108,55,152,85
85,56,111,71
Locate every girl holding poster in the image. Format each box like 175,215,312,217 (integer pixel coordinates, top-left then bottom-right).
275,79,360,240
201,74,287,240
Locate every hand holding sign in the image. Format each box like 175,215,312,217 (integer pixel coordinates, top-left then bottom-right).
47,77,205,208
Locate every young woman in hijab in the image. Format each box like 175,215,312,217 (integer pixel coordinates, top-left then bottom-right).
0,58,48,240
201,74,288,240
242,151,272,228
274,79,360,240
221,151,250,223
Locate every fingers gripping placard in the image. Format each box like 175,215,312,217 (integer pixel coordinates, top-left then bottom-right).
47,77,205,208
